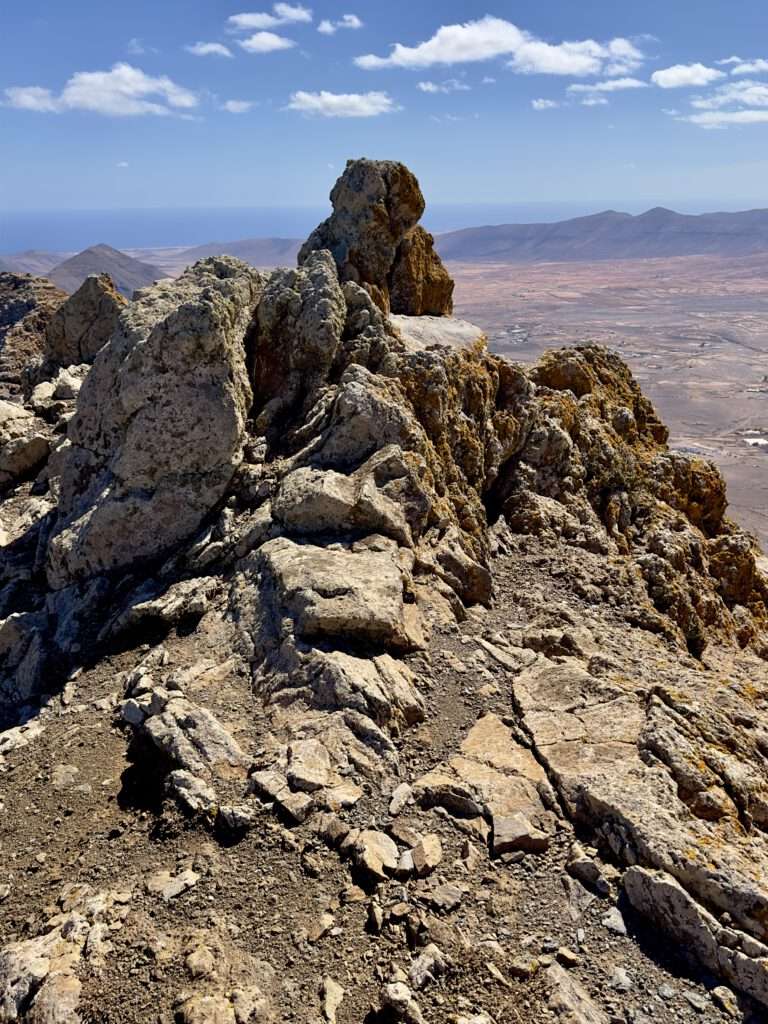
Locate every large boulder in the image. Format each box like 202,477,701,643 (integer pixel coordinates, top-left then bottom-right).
298,159,453,316
44,272,126,366
46,257,262,587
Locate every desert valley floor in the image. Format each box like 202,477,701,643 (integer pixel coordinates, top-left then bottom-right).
448,252,768,548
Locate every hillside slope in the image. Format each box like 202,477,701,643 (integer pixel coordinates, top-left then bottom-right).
49,243,163,295
178,237,302,268
436,207,768,262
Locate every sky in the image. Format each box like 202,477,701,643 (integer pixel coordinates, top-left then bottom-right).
2,0,768,214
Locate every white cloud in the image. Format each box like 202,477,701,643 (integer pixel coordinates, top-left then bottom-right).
4,63,197,116
568,76,648,94
531,98,559,110
228,4,311,30
287,89,397,117
683,109,768,128
730,58,768,76
690,79,768,110
186,42,233,58
116,161,129,168
581,96,609,106
651,63,725,88
714,54,768,73
482,76,496,84
354,16,644,77
239,31,296,53
222,99,255,113
417,78,470,94
318,13,363,34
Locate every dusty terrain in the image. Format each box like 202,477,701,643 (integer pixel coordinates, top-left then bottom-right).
451,253,768,547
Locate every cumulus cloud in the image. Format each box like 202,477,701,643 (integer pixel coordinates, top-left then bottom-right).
580,96,609,106
568,76,647,94
287,89,397,117
239,31,296,53
683,109,768,128
228,4,312,30
4,63,197,116
531,98,559,110
417,78,470,94
690,79,768,110
186,42,233,58
222,99,255,113
730,58,768,75
651,63,725,88
318,14,363,35
354,16,644,77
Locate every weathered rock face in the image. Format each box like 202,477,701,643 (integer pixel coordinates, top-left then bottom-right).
0,272,68,397
298,159,453,316
46,257,262,587
44,272,126,367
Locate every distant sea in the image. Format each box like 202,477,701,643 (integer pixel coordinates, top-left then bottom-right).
1,200,763,255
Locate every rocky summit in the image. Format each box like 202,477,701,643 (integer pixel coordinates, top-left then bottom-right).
0,160,767,1024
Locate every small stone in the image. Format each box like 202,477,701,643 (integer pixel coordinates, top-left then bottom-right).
556,947,580,968
411,834,443,877
492,813,549,856
657,984,676,1001
381,981,424,1024
601,906,627,936
684,991,708,1013
321,976,344,1024
508,958,539,980
427,883,464,913
185,945,215,979
308,911,335,944
609,967,633,992
51,764,79,789
409,943,447,990
147,868,200,901
120,699,146,726
354,830,399,882
389,782,412,816
711,986,739,1019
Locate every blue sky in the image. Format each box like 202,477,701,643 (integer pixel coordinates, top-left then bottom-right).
2,1,768,212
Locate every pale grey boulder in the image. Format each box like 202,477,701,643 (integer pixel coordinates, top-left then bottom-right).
257,536,420,651
46,257,262,587
0,399,50,490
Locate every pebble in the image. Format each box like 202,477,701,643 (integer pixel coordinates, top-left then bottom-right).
601,907,627,936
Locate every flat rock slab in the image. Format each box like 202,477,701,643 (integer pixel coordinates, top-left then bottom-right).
390,315,484,353
259,537,417,650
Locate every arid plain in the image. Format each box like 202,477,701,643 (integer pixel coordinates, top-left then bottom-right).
450,253,768,548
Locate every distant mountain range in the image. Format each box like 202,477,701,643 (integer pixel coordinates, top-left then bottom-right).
47,244,163,295
435,207,768,262
178,237,302,268
3,206,768,285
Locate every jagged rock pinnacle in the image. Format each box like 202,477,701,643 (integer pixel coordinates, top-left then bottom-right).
299,158,454,316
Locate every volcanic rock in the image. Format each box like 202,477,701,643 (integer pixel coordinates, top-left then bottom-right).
299,158,453,315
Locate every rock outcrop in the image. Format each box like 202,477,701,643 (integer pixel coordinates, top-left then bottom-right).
44,272,126,368
46,257,262,587
299,159,453,316
0,159,767,1023
0,272,68,398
